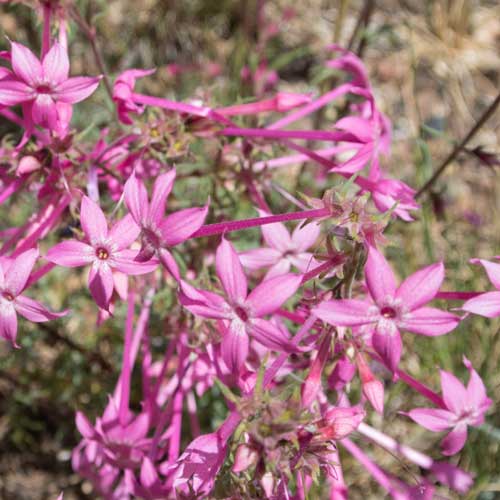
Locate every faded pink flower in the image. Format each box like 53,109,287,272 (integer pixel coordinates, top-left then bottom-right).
180,238,302,372
406,357,492,455
313,246,461,371
0,248,67,346
239,211,320,279
0,42,101,130
46,196,157,310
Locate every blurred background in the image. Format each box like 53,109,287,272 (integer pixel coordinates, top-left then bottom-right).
0,0,499,498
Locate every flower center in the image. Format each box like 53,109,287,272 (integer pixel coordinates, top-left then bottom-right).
96,247,110,260
234,306,249,322
380,306,397,319
36,84,52,94
2,291,14,302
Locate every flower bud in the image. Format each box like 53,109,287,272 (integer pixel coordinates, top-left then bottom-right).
232,443,259,473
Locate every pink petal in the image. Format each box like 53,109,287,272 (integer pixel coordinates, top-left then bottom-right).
462,291,500,318
406,408,454,432
88,264,114,310
401,307,460,336
14,295,68,322
440,370,467,415
215,238,247,303
245,273,301,317
126,412,149,441
288,253,317,274
76,411,96,439
464,362,491,419
264,259,291,279
441,423,467,456
179,280,229,319
32,94,58,129
396,262,444,311
239,248,281,270
372,324,402,372
159,206,208,247
0,302,18,346
291,222,321,253
149,170,176,224
42,42,69,86
334,116,372,142
158,248,180,281
221,324,249,372
365,246,397,305
249,318,297,352
80,196,108,243
108,214,140,250
260,216,292,253
54,76,101,103
46,240,94,267
11,41,42,86
4,248,38,296
113,249,158,275
140,457,159,488
124,172,149,224
474,258,500,289
0,80,34,106
313,299,373,326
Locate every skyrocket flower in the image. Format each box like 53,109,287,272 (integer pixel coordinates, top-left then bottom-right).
313,246,461,371
123,169,208,279
0,41,101,130
46,196,157,310
180,238,302,371
462,257,500,318
239,211,320,279
406,357,492,455
0,248,67,346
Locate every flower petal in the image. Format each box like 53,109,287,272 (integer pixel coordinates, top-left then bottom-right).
149,170,176,225
222,323,249,372
0,80,33,106
260,214,292,252
396,262,444,311
264,259,291,280
372,324,402,372
441,423,467,456
54,76,101,103
215,238,247,303
245,273,301,317
406,408,454,432
160,206,208,247
0,302,18,346
462,291,500,318
113,249,158,275
124,172,149,224
401,307,460,336
4,248,38,296
473,259,500,290
464,360,491,420
249,318,298,352
291,221,321,253
14,295,68,322
365,246,397,305
32,94,58,129
46,240,94,267
108,214,140,250
440,370,467,415
239,248,281,270
11,41,42,86
88,264,114,310
80,196,108,243
42,42,69,86
313,299,373,327
179,280,229,319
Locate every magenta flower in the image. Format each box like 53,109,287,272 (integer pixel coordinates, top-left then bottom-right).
124,169,208,278
406,357,492,455
462,258,500,318
239,212,320,279
0,248,67,346
46,196,157,310
313,246,461,371
0,42,101,130
180,238,302,371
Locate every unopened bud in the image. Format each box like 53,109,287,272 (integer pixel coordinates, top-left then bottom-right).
232,444,258,473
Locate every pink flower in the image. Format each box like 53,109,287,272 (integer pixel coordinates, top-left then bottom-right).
123,169,208,278
0,42,101,130
0,248,67,346
180,238,302,371
46,196,157,310
315,405,365,440
239,211,320,279
406,357,492,455
462,257,500,318
313,246,461,371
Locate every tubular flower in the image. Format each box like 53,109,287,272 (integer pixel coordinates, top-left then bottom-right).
313,246,461,371
46,196,157,310
0,41,101,130
0,248,67,346
180,238,302,372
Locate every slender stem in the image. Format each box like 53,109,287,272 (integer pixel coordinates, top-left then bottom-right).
41,2,52,58
395,368,446,409
416,92,500,199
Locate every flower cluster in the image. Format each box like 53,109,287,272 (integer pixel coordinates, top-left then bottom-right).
0,2,494,499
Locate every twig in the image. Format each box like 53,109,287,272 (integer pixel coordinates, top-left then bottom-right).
416,92,500,199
